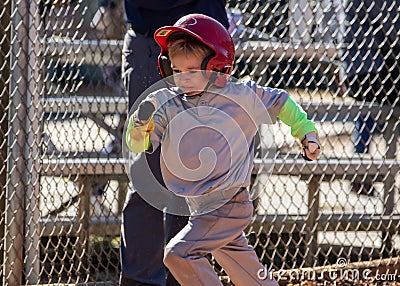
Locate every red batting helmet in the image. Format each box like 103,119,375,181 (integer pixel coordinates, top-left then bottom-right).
154,13,235,87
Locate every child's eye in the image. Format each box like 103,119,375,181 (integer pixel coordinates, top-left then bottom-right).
172,69,181,74
189,70,199,74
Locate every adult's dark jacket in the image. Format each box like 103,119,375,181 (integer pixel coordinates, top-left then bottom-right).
124,0,229,33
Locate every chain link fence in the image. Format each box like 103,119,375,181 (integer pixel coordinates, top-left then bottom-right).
1,0,399,285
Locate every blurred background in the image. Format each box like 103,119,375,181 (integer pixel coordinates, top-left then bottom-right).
0,0,399,285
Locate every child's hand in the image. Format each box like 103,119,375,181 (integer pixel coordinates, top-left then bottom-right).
137,101,156,122
301,132,321,161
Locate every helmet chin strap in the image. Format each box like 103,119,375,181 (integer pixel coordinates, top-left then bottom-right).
189,72,217,97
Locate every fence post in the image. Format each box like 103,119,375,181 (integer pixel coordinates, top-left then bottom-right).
25,0,42,283
382,116,398,257
4,0,41,284
0,0,11,281
305,175,320,266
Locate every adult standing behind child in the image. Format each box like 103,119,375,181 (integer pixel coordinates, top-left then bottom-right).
126,14,321,285
120,2,229,285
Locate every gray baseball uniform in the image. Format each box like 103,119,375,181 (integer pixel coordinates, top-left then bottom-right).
148,80,288,197
128,78,316,285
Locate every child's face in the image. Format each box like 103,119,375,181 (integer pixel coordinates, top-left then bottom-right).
170,53,209,96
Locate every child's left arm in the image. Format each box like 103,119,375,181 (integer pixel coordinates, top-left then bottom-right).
277,96,321,161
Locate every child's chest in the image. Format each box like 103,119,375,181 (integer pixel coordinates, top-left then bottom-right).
164,94,258,149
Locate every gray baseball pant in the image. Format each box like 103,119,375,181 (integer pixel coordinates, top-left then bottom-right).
163,188,278,286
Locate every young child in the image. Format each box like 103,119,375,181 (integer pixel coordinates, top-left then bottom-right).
125,14,320,286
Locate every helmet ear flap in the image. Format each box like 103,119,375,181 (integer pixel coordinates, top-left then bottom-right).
201,53,219,85
158,54,175,85
202,53,231,87
158,54,173,78
200,53,215,70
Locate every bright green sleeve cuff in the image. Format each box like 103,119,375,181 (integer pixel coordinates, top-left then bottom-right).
277,96,317,139
125,115,152,153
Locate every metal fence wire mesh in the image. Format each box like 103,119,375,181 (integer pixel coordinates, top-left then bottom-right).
1,0,399,285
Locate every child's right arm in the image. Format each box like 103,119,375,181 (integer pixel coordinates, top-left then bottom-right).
126,89,175,153
125,101,156,153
